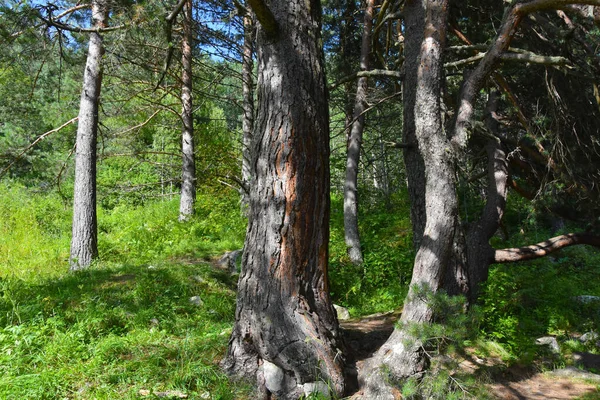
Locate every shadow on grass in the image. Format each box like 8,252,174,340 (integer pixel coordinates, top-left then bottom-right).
0,261,251,399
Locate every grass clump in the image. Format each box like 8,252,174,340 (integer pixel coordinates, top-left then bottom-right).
0,262,253,399
0,184,251,399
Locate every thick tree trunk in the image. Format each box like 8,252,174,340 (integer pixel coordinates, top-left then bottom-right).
178,0,196,221
223,1,346,398
240,13,255,210
358,1,452,397
343,0,376,266
69,0,107,271
401,0,426,251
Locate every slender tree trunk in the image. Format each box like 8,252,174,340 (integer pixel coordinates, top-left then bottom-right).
69,0,107,271
464,91,508,302
223,1,346,398
343,0,376,265
240,13,255,210
178,0,195,221
358,1,452,397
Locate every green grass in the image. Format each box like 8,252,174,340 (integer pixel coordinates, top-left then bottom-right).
0,184,252,399
328,192,413,316
2,182,600,399
0,262,253,399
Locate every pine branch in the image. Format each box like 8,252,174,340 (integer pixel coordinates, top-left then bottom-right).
494,233,600,263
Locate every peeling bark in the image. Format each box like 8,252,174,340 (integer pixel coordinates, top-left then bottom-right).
69,0,107,271
223,1,346,398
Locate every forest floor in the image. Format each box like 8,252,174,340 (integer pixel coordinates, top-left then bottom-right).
340,312,600,400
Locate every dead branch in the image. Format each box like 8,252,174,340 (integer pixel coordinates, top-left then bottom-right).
494,232,600,263
0,117,78,178
452,0,600,151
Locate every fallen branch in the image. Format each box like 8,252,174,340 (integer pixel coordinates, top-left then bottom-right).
494,232,600,263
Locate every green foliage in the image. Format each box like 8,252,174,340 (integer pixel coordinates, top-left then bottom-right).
394,288,491,400
0,183,71,278
0,262,253,399
479,244,600,361
99,190,246,264
328,192,413,316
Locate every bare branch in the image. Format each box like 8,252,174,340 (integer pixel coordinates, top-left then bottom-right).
111,110,161,137
329,69,403,91
451,0,600,151
384,141,413,149
445,50,570,68
0,117,78,178
494,233,600,263
38,13,127,33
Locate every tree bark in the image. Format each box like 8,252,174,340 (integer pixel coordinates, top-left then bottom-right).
344,0,376,266
464,91,509,302
401,0,426,251
178,0,196,221
69,0,107,271
223,1,346,398
494,233,600,263
358,1,453,397
240,13,255,211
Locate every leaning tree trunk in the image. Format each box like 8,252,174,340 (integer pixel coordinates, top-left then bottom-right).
178,0,196,222
223,1,346,399
358,1,452,397
69,0,107,271
343,0,376,266
240,12,255,210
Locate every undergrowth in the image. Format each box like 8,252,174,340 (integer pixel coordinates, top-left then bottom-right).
2,182,600,398
328,192,413,316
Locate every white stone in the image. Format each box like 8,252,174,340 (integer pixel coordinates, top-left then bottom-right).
333,304,351,320
535,336,560,353
263,360,284,393
574,295,600,304
189,296,203,306
302,381,330,398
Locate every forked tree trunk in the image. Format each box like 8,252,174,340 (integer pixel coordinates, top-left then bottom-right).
358,1,452,397
69,0,107,271
343,0,376,266
178,0,196,221
223,1,346,398
240,12,255,210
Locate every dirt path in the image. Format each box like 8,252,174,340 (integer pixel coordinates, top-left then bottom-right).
340,311,600,399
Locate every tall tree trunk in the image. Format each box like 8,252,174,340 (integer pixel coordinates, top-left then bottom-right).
69,0,107,271
343,0,376,265
240,12,255,211
401,0,426,252
178,0,196,221
358,1,452,397
464,91,508,302
223,1,346,398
